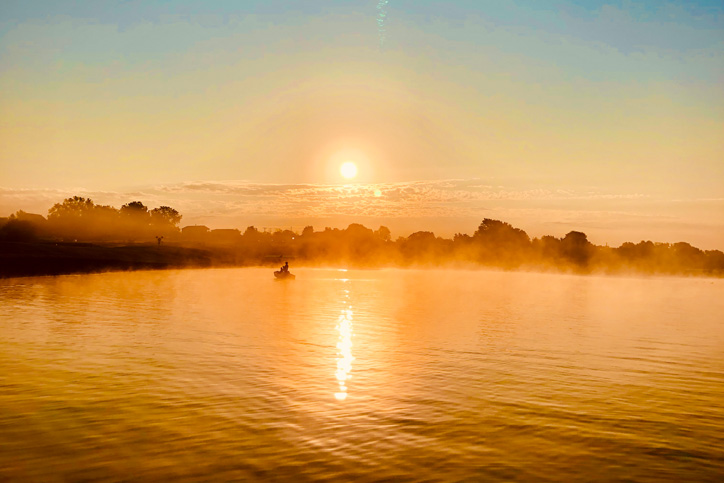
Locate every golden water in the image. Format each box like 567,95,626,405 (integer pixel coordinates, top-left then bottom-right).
1,268,723,481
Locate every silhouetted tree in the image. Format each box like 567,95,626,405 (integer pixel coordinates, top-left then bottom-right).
48,196,95,220
47,197,98,240
375,226,391,242
244,226,259,235
473,219,531,267
704,250,724,273
272,229,296,245
399,231,447,264
0,219,38,242
475,219,530,245
150,206,182,227
149,206,182,238
561,231,592,268
120,201,149,217
44,197,184,242
117,201,152,240
672,242,705,272
343,224,376,262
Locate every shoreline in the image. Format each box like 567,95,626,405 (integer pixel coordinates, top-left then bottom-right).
1,241,721,280
0,241,218,279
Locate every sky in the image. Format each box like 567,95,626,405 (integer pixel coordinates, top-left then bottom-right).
1,0,723,248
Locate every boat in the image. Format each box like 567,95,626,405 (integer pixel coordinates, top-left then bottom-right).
274,261,294,280
274,270,295,280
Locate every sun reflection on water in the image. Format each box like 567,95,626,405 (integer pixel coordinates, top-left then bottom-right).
334,285,354,401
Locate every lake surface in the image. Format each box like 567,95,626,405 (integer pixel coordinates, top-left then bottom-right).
1,268,723,481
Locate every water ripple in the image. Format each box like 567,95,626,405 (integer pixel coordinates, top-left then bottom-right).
1,269,723,481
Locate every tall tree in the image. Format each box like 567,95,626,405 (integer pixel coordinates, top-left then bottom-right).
150,206,182,227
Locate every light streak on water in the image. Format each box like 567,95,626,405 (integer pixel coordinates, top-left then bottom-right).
334,284,354,401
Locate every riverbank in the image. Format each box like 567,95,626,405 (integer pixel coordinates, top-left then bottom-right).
2,241,721,279
0,241,218,278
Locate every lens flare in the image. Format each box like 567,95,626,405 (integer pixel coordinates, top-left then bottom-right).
377,0,390,49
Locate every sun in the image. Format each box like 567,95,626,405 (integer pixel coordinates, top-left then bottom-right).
340,161,358,179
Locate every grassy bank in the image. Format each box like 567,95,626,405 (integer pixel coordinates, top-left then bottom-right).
0,242,217,278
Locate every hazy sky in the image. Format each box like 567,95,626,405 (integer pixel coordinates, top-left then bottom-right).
1,1,723,248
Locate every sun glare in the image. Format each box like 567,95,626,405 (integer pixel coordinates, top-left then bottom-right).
340,162,358,179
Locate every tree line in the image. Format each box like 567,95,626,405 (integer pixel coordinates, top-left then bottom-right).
1,197,722,276
0,197,181,242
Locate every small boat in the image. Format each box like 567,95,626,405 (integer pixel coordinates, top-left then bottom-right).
274,270,295,280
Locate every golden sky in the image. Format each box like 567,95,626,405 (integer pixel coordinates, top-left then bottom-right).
1,1,723,248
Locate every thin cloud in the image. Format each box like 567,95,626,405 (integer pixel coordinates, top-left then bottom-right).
0,180,673,220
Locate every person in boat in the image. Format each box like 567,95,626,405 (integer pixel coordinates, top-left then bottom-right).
279,261,289,273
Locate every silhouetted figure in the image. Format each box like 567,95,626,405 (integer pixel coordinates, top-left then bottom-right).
274,261,295,280
156,235,164,246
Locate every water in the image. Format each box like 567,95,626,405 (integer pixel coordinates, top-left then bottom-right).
1,268,723,481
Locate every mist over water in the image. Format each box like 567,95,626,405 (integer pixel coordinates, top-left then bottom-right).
1,268,723,481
